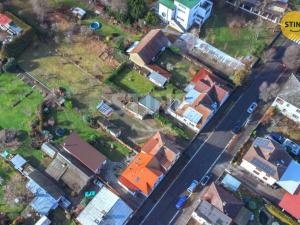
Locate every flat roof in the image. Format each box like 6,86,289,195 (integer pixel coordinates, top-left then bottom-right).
77,186,133,225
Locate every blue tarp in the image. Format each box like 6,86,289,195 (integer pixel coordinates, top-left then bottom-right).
27,179,58,215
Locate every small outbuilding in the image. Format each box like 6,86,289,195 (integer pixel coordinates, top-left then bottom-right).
41,142,58,158
71,7,86,19
10,154,27,171
139,95,161,115
35,216,51,225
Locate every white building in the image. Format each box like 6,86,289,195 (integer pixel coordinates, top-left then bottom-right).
158,0,213,32
272,74,300,123
77,186,133,225
240,137,292,186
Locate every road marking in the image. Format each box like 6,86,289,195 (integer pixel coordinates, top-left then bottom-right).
168,210,180,225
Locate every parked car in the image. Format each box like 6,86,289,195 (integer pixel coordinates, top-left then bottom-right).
93,179,103,188
175,195,189,209
268,132,286,144
247,102,258,114
187,180,199,193
200,174,212,186
232,122,243,134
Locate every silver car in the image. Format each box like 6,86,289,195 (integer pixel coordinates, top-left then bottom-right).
247,102,258,114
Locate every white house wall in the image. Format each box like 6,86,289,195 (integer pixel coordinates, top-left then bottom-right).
272,97,300,123
158,3,174,22
240,159,277,186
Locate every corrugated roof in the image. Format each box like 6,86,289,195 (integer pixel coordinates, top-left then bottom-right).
77,186,132,225
277,160,300,195
148,72,168,87
10,154,26,170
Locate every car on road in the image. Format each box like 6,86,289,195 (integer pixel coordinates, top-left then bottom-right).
200,174,212,186
247,102,258,114
175,195,188,209
267,132,285,144
187,180,199,193
232,122,243,134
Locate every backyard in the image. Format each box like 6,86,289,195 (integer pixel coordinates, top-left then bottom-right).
156,48,199,89
200,4,276,58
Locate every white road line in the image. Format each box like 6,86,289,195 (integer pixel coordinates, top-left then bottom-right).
168,210,180,225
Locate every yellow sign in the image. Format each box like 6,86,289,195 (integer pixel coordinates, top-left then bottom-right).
280,11,300,41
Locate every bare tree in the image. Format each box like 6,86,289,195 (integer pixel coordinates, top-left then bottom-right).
30,0,49,22
283,45,300,71
259,82,280,102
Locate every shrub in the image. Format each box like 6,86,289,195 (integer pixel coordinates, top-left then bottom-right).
265,204,299,225
145,11,160,26
3,57,17,72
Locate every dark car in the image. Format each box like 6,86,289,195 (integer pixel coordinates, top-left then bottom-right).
232,120,245,134
200,173,212,186
269,132,285,144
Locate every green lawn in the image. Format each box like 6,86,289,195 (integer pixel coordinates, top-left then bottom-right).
200,5,275,57
156,48,199,88
0,73,43,131
111,65,185,99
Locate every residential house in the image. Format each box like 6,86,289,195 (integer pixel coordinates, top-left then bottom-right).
76,186,133,225
62,132,107,174
279,190,300,220
158,0,213,32
125,95,161,120
272,74,300,123
190,183,251,225
168,68,230,132
0,13,22,36
46,150,94,193
129,29,170,68
118,132,182,196
26,169,64,215
240,137,293,186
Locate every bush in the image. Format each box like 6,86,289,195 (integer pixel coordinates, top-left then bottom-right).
265,204,299,225
3,57,17,72
145,11,160,26
65,100,73,109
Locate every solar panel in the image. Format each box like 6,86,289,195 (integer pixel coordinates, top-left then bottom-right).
251,158,276,176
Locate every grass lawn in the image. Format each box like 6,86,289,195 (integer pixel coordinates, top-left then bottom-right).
111,65,185,99
200,5,275,57
156,49,199,89
53,108,130,161
0,73,43,131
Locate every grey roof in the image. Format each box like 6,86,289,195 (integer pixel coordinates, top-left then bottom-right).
194,200,232,225
278,74,300,108
148,72,168,87
139,95,161,113
28,169,64,200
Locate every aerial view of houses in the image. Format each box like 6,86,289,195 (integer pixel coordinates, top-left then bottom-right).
0,0,299,225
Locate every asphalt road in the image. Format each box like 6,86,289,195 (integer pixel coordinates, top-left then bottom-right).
128,37,294,225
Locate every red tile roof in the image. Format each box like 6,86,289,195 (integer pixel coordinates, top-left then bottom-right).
147,64,172,79
279,191,300,219
0,14,12,26
63,132,107,173
131,29,169,65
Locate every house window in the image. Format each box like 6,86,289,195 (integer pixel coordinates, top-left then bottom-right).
177,8,185,13
263,177,268,181
275,98,284,105
286,103,290,107
292,114,299,119
162,12,166,17
253,170,260,175
296,109,300,114
177,16,185,22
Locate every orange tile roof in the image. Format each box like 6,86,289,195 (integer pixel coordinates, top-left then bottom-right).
119,152,163,196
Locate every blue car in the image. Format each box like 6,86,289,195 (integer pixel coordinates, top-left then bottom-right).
176,195,188,209
187,180,199,193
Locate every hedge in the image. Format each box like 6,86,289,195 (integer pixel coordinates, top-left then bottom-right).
105,61,129,84
265,204,299,225
1,12,35,58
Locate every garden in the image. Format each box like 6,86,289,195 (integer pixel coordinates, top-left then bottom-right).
200,3,276,58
